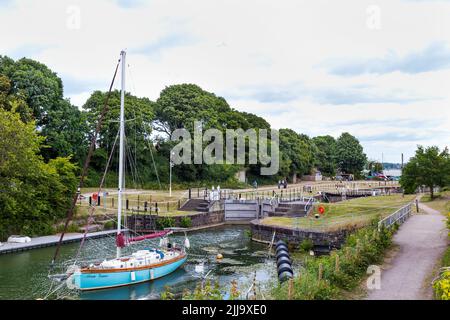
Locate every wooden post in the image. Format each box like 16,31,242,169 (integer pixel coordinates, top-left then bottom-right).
144,201,148,212
318,263,323,281
167,202,170,212
112,197,114,208
137,195,140,212
335,254,340,273
178,200,181,210
415,199,419,213
288,278,294,300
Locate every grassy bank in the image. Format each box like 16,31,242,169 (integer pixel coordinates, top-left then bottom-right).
270,220,397,299
423,191,450,300
261,195,415,232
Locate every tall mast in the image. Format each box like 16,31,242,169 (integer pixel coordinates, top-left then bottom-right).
117,50,126,259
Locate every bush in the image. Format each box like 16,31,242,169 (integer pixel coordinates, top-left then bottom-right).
299,239,314,252
271,223,396,300
180,216,192,228
433,270,450,300
103,220,116,230
156,217,175,229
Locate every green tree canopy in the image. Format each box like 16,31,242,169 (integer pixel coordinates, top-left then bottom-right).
335,132,367,175
0,109,77,239
400,146,450,198
279,129,316,179
312,135,337,177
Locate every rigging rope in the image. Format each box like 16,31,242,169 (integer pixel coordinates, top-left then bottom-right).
51,55,122,266
127,63,162,190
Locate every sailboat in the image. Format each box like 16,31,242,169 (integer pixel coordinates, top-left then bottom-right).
67,50,188,291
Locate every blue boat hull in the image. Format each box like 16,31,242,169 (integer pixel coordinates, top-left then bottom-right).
73,256,187,291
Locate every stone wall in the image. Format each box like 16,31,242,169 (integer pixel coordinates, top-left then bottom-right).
127,210,225,231
250,220,357,250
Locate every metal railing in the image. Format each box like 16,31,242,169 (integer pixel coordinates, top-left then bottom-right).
378,202,413,231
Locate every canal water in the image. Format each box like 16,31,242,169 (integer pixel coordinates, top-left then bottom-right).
0,226,278,300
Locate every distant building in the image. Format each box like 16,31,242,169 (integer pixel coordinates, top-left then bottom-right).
383,169,402,177
302,170,323,182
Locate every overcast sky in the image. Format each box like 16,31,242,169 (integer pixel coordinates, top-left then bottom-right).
1,0,449,163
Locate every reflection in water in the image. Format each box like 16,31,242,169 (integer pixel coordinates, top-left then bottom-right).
0,226,278,300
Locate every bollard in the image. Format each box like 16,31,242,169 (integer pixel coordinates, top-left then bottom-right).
89,196,92,206
98,196,101,206
126,199,129,210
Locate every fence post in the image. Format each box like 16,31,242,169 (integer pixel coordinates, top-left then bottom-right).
318,263,323,281
288,278,294,300
335,254,340,273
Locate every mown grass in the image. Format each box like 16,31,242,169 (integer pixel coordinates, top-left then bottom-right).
420,191,450,214
260,195,416,232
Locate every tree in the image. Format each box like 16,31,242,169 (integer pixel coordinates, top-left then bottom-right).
154,84,271,183
0,109,77,239
335,132,367,175
83,90,155,173
0,56,89,163
0,56,63,126
366,160,383,174
0,74,33,123
400,146,450,199
312,135,337,177
279,129,316,179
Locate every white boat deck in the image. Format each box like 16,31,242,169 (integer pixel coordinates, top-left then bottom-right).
0,230,126,255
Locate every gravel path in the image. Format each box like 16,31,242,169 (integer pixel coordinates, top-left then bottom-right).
366,202,447,300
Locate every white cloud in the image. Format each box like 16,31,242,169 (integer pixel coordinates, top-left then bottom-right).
1,0,449,162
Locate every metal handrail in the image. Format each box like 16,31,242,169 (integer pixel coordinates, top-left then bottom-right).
378,202,413,231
